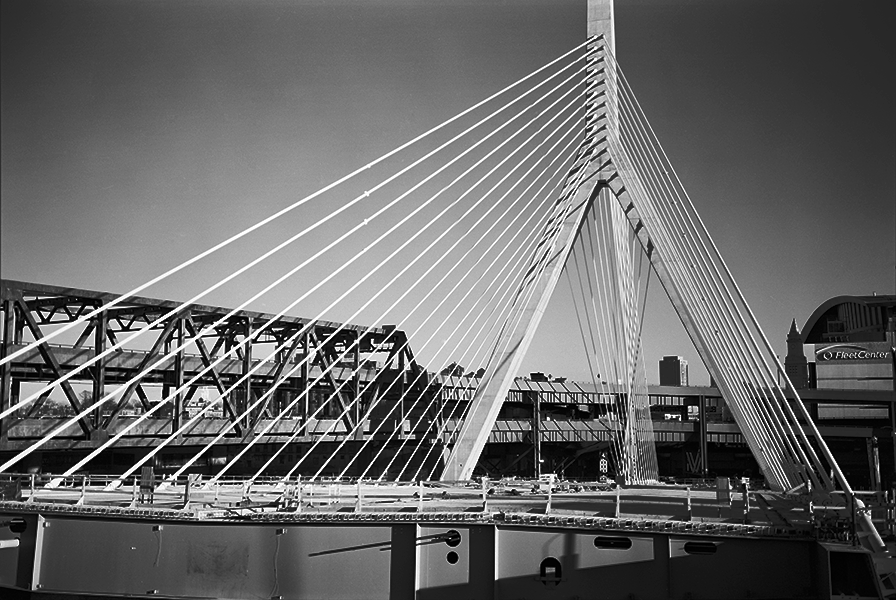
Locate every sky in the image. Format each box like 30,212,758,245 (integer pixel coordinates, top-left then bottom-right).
2,0,894,386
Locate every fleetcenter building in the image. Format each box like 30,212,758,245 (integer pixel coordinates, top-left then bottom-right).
786,294,896,391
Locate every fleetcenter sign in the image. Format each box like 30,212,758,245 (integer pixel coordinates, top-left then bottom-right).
815,343,892,362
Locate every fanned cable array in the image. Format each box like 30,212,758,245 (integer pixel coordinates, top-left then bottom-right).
0,35,850,500
591,40,845,494
564,195,658,485
0,39,599,483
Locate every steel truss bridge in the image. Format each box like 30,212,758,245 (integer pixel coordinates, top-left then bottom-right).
0,279,423,452
1,0,894,598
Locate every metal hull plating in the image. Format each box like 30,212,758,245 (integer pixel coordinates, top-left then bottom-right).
0,507,881,600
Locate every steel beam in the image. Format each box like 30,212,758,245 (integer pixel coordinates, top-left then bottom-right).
91,308,106,431
0,298,14,444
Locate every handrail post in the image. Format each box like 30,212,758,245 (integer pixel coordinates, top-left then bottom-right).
76,474,86,506
183,475,191,510
615,483,620,518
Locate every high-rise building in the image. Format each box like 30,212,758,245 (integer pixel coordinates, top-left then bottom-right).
784,319,808,389
659,355,688,386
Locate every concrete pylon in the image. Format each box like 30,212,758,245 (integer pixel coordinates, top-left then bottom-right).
440,1,616,481
588,0,615,54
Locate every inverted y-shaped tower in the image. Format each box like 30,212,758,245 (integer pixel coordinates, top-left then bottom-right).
441,0,860,513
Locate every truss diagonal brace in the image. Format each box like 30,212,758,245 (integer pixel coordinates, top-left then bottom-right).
102,316,180,429
13,296,92,437
184,316,242,436
308,331,357,435
248,332,303,431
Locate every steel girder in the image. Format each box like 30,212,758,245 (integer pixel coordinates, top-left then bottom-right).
0,279,418,454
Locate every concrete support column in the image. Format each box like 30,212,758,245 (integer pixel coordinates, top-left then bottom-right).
698,395,709,476
533,392,542,478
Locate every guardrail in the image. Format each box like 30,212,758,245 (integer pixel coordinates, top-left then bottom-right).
0,473,736,525
809,488,896,544
7,471,890,541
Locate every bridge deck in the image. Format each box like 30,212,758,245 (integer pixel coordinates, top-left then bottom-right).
0,475,829,535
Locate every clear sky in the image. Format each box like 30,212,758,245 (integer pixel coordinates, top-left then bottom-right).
2,0,894,385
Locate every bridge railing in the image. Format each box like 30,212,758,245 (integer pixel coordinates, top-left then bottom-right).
0,471,836,535
4,468,892,540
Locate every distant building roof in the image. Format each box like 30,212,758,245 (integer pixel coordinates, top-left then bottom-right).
802,294,896,344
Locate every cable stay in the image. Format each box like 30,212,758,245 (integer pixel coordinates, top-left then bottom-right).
3,35,882,559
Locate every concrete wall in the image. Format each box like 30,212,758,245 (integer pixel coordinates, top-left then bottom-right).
0,510,875,599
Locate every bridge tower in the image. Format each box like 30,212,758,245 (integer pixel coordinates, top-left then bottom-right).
440,0,861,523
441,0,624,481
